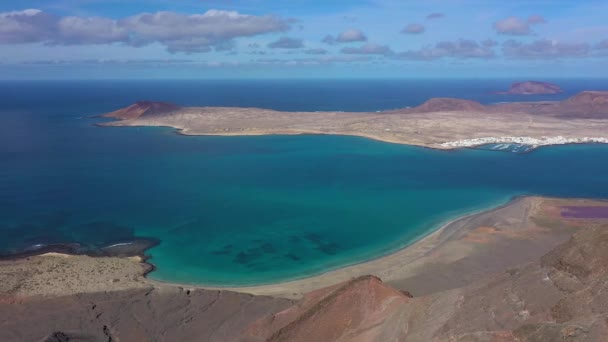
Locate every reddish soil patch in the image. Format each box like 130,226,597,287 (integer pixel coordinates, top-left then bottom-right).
560,206,608,219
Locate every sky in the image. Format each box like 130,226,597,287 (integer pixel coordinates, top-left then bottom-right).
1,0,607,79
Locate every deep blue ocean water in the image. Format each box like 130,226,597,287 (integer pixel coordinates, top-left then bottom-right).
1,79,608,285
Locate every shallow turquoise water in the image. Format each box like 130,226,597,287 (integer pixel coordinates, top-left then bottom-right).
2,80,608,285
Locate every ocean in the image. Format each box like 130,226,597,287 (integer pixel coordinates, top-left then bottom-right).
1,79,608,285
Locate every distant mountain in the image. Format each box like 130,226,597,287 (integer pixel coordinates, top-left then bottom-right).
498,81,563,95
408,97,486,112
102,101,180,120
496,91,608,118
390,91,608,118
102,91,608,123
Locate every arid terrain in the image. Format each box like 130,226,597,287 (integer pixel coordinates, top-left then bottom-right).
100,91,608,149
2,196,608,341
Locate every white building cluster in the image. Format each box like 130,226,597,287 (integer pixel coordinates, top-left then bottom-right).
440,136,608,148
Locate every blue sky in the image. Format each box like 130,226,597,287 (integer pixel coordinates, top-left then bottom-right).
1,0,607,79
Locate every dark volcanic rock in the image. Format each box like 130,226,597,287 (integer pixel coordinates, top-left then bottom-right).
0,238,159,260
499,81,563,95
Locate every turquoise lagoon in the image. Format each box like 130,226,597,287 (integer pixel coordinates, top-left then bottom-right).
1,80,608,286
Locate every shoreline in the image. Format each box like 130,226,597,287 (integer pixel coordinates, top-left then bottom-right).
97,91,608,153
98,121,451,151
170,194,608,297
175,129,608,152
98,120,608,152
439,135,608,149
0,196,518,298
0,238,160,263
146,195,523,297
148,195,516,288
4,195,608,300
176,127,608,151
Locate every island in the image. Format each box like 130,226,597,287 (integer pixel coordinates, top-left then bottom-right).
497,81,564,95
99,91,608,151
2,196,608,340
4,92,608,341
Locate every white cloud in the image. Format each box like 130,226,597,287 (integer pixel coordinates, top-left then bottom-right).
502,39,591,59
0,9,290,53
0,9,55,43
493,15,545,36
323,29,367,44
426,13,444,20
337,29,367,42
56,16,128,45
267,37,304,49
401,23,425,34
527,15,546,25
398,39,496,60
341,43,392,55
494,17,531,35
304,48,328,55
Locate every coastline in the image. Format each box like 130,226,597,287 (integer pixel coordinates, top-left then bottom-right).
0,238,160,263
0,196,517,298
97,91,608,152
100,119,608,152
146,195,521,297
13,103,608,297
12,113,608,297
439,136,608,149
101,121,453,151
145,194,608,298
4,195,608,300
